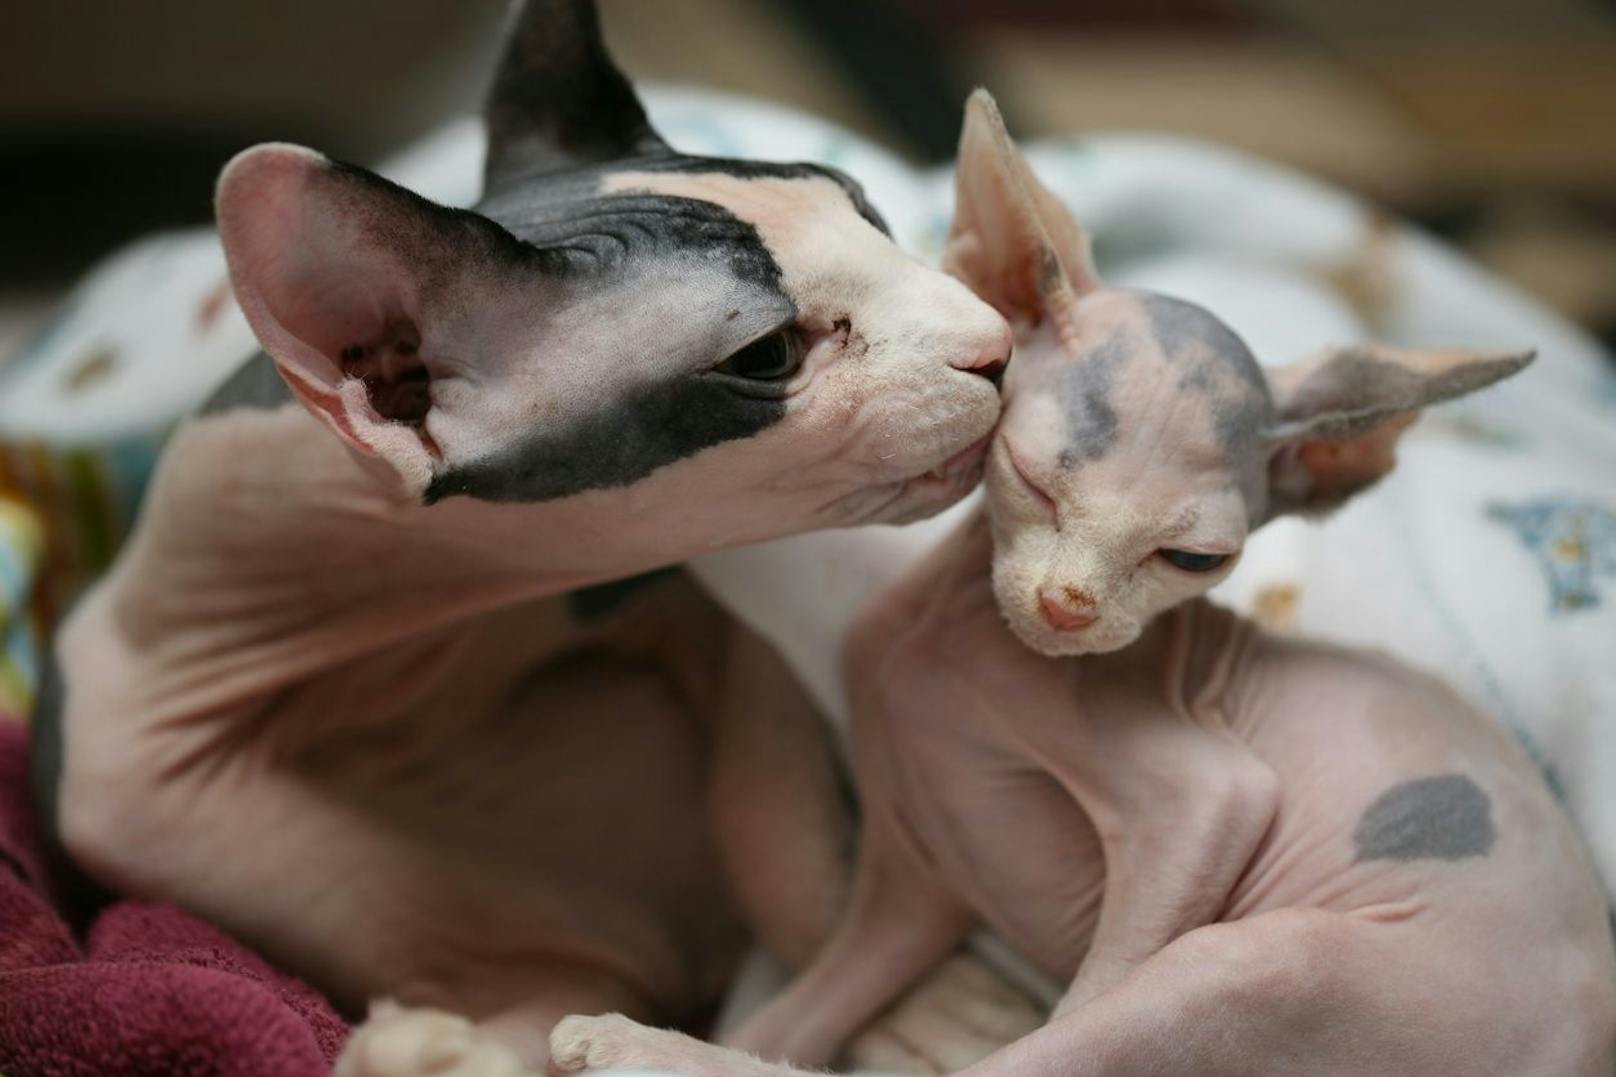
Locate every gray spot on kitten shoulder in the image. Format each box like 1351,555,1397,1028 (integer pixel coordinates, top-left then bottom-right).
1058,331,1130,466
1353,773,1497,863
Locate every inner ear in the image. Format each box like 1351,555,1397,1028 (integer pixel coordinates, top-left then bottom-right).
945,89,1100,328
338,320,430,426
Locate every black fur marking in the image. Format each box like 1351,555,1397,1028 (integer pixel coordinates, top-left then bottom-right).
425,370,787,503
1057,332,1129,466
567,567,678,621
198,351,294,414
1353,774,1497,863
286,158,797,505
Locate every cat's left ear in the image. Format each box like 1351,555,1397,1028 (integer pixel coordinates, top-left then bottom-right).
216,144,555,497
483,0,671,191
1263,343,1533,517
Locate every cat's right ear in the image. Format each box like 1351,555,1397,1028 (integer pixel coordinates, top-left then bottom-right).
943,89,1101,330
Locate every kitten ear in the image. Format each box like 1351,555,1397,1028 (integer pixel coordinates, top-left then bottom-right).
1263,342,1533,517
943,89,1100,329
215,143,548,496
483,0,671,190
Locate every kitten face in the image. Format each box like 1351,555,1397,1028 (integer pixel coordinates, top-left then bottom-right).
944,89,1532,659
985,292,1266,656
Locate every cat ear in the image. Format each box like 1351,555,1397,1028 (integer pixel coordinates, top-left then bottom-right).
483,0,671,190
1263,342,1533,517
943,89,1100,329
216,143,546,496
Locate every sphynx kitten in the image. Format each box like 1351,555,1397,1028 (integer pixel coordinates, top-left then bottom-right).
549,92,1616,1076
33,4,1018,1073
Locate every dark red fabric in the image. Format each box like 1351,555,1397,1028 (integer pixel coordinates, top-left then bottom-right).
0,720,348,1075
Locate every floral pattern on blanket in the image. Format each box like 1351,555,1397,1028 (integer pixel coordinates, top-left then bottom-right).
0,497,42,719
1488,499,1616,614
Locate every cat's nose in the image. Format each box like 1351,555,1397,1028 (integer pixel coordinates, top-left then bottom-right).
953,323,1014,387
1039,588,1098,630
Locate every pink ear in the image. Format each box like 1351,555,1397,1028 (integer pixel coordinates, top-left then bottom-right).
1264,342,1533,517
215,144,455,493
942,90,1100,330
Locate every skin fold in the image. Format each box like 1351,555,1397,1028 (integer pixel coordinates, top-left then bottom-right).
549,92,1616,1077
38,4,1022,1073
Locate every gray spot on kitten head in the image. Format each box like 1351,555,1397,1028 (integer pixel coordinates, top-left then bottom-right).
1057,331,1130,467
1140,293,1266,392
1138,292,1273,450
1353,773,1497,863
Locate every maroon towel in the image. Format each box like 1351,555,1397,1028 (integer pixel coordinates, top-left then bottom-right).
0,719,349,1075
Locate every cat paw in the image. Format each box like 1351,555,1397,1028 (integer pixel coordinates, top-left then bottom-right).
845,953,1046,1074
551,1013,789,1077
335,1000,536,1077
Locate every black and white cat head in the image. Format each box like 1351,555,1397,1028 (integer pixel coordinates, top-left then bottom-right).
215,0,1010,541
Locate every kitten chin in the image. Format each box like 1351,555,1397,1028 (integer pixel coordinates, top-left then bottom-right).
1010,619,1144,659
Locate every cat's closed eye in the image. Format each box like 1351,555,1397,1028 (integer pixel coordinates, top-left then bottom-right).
1158,549,1230,573
714,329,802,382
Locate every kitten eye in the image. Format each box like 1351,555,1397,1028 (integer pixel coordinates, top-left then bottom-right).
714,330,801,381
1159,549,1231,573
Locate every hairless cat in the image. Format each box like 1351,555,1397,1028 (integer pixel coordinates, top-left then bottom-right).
550,92,1616,1077
34,4,1016,1073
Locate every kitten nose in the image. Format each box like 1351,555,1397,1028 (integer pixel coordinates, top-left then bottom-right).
1039,588,1098,630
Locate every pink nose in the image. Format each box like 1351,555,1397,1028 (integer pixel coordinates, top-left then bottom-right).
1040,589,1098,631
954,323,1014,386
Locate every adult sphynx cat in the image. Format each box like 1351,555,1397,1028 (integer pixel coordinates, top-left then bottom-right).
550,93,1616,1076
32,3,1017,1072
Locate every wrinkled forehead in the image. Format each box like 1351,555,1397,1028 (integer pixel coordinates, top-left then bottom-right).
1027,290,1274,469
598,165,894,288
476,176,784,293
475,156,890,307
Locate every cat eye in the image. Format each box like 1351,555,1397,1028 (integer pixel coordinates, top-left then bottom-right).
714,329,802,382
1158,549,1231,573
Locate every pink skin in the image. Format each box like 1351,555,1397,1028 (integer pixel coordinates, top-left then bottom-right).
51,91,1012,1077
549,92,1616,1076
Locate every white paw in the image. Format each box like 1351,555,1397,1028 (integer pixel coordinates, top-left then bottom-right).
335,1000,536,1077
551,1013,782,1077
845,954,1047,1075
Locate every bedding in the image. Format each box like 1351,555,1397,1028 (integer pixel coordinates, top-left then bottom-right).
1,88,1612,1072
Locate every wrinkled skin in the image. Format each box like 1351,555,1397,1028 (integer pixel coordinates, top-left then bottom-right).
42,4,1016,1073
551,92,1616,1077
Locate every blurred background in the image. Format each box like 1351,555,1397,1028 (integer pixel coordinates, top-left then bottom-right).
2,0,1614,357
